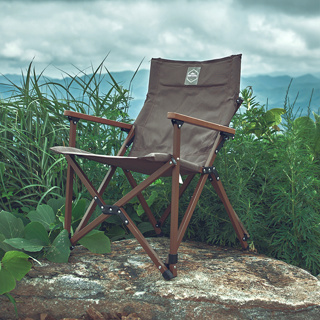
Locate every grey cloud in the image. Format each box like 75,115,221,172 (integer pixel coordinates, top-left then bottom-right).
236,0,320,17
0,0,319,77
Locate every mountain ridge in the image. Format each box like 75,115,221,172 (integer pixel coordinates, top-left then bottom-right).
0,71,319,119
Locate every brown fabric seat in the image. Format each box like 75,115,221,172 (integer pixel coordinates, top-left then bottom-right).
51,146,201,176
51,54,250,280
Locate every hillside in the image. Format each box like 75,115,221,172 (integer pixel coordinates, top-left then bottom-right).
0,71,319,119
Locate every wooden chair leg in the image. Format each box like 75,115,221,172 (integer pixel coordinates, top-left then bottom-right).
177,174,208,247
209,176,249,249
75,166,117,233
123,170,162,235
157,174,195,228
64,120,77,235
120,207,174,280
64,163,74,234
168,123,181,277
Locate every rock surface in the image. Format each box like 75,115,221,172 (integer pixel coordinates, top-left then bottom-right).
1,237,320,319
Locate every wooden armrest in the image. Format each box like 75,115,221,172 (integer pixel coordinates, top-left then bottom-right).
167,112,235,135
64,110,133,131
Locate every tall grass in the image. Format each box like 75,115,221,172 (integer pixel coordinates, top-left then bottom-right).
0,61,133,212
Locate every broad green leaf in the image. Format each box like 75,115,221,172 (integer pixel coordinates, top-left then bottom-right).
46,229,70,263
293,116,315,133
4,238,44,252
24,221,50,246
0,211,24,239
27,205,56,231
47,197,66,215
79,230,111,254
137,222,154,234
0,233,15,252
72,198,87,222
0,268,16,295
264,108,285,126
108,225,126,240
1,251,31,281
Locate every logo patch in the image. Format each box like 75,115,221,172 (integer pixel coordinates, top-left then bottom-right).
184,67,201,85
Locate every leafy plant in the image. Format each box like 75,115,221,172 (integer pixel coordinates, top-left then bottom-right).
0,251,32,317
0,197,111,261
239,87,285,141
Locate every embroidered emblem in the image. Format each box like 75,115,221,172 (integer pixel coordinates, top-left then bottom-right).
185,67,201,85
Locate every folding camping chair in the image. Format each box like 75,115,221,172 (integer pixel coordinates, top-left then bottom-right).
51,54,249,280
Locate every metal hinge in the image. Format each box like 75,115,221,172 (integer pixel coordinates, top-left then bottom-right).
203,166,220,181
171,119,184,128
93,196,129,225
215,132,235,154
68,116,80,125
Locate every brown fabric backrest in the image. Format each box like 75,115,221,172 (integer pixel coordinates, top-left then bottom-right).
129,54,242,166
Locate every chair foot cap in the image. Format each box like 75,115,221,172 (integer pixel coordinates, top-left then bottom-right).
162,269,174,280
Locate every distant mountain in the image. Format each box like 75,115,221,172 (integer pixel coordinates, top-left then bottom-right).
241,74,320,116
0,71,319,119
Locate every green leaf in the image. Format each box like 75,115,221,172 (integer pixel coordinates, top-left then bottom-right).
0,268,16,295
46,229,70,263
108,225,126,240
1,251,31,281
0,211,24,239
47,197,66,215
24,221,50,246
136,191,158,216
72,198,87,222
0,233,15,252
0,251,31,295
4,238,43,252
293,116,315,133
264,108,285,126
79,230,111,254
137,222,154,234
27,205,56,231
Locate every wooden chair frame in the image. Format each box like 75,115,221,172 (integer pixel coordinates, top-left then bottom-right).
62,109,249,280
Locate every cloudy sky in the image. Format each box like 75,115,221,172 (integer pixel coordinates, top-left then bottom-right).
0,0,319,78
